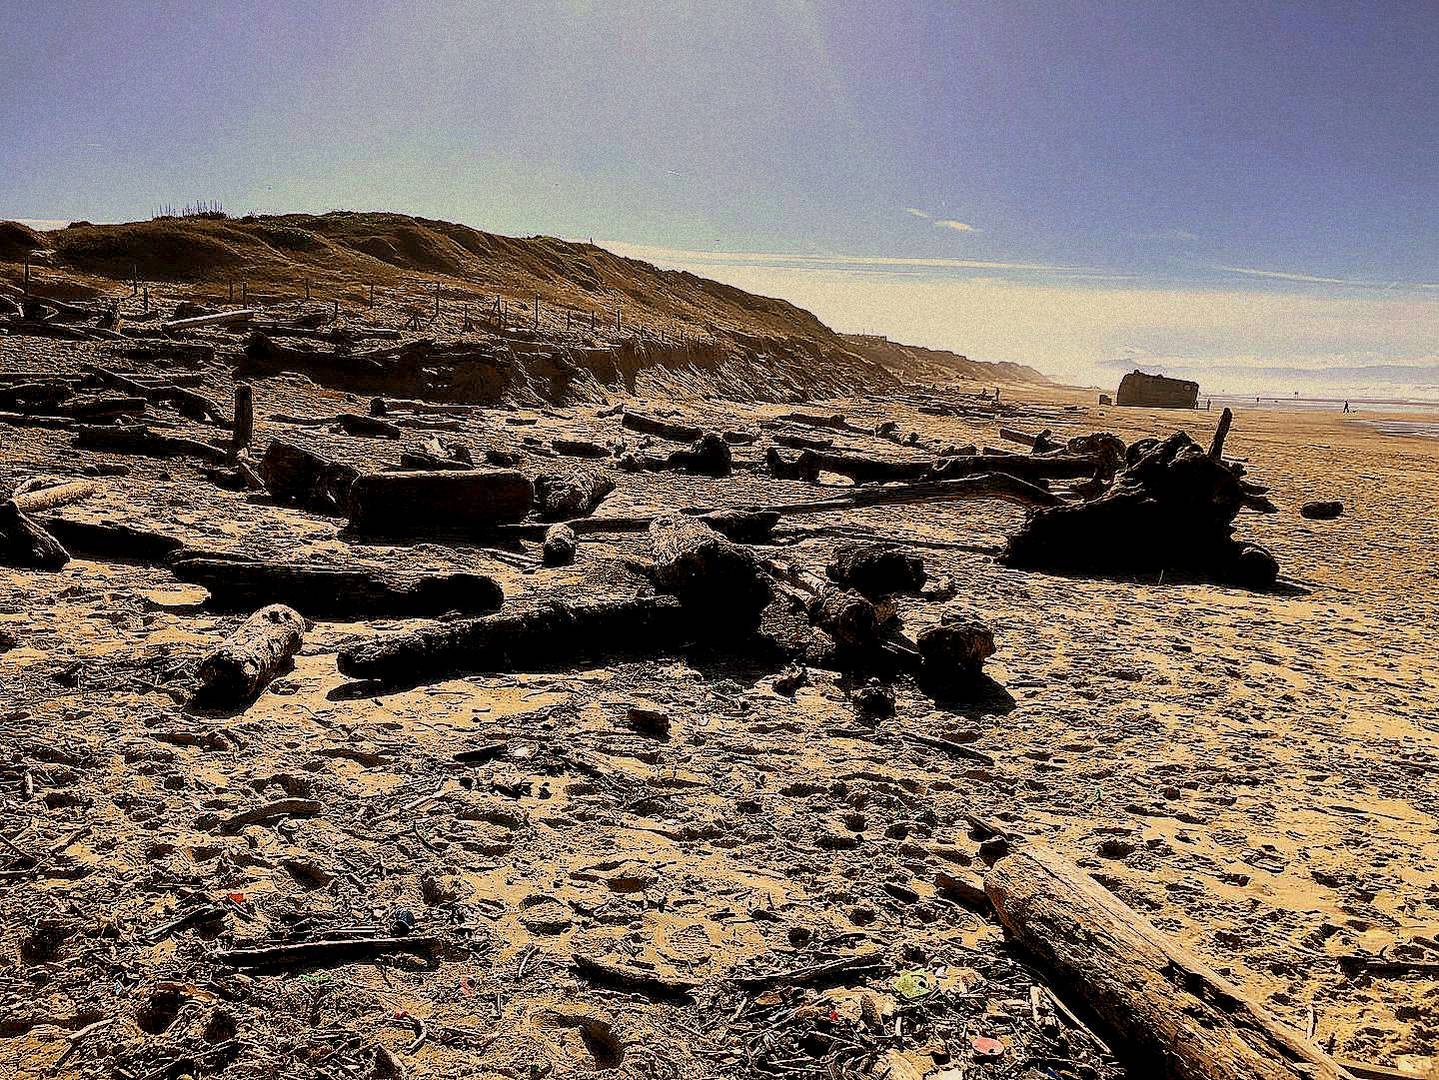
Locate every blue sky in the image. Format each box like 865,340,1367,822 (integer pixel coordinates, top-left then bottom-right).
4,1,1437,391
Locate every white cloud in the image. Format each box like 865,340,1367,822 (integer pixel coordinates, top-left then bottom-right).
902,207,930,219
1218,265,1439,290
933,219,975,232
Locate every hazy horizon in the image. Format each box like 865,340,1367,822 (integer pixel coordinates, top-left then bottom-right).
5,2,1436,398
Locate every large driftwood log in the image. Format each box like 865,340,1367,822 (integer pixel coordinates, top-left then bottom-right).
162,308,256,333
170,555,503,618
347,470,534,534
11,479,100,514
73,424,227,463
649,515,771,627
40,517,183,562
932,452,1100,483
810,451,933,484
490,473,1062,541
194,604,305,705
88,366,226,423
621,411,701,442
258,439,360,515
986,845,1351,1080
337,596,690,686
0,502,70,569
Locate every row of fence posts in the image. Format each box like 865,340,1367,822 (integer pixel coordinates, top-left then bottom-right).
49,263,706,345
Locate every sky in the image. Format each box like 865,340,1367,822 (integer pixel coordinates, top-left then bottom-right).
3,1,1437,394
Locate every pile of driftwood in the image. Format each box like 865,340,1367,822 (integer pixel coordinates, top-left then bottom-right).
1001,415,1280,588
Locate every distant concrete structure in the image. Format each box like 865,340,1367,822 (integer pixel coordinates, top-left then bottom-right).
1116,369,1199,409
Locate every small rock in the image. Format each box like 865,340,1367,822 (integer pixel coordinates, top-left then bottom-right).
1300,500,1343,520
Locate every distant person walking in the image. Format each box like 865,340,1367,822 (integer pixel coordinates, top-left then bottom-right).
1343,401,1350,413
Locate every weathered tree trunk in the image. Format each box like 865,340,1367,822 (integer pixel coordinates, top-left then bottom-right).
810,451,933,483
542,523,578,566
11,479,99,514
40,517,182,562
337,596,690,685
73,424,227,463
931,453,1100,483
229,383,254,462
621,411,702,442
163,308,256,333
533,471,615,520
258,439,359,515
170,555,504,618
986,845,1350,1080
50,396,148,420
649,515,771,627
0,502,70,569
194,604,305,705
346,470,534,533
336,412,401,439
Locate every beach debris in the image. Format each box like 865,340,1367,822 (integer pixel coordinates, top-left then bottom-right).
346,469,534,533
170,555,503,618
194,603,306,705
1301,500,1344,520
987,844,1351,1080
542,523,578,566
1001,430,1281,588
826,542,927,597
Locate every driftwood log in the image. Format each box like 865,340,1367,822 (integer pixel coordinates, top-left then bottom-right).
337,596,690,686
932,452,1101,483
194,604,306,705
73,424,227,463
986,845,1350,1080
170,555,504,618
347,470,534,533
259,439,360,515
649,515,772,628
542,523,578,566
40,517,183,562
533,471,615,520
621,411,701,442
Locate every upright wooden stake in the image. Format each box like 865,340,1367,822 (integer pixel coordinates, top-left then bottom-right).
229,383,254,464
369,282,375,307
533,293,540,329
23,257,30,296
434,283,440,321
305,278,311,301
1209,407,1234,460
133,264,139,295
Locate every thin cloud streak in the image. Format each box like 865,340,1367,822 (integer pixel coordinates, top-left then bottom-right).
603,241,1095,277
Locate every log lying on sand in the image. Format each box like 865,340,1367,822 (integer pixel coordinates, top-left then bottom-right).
931,452,1101,483
0,501,70,570
259,439,360,515
73,424,228,463
40,517,183,562
621,411,701,442
11,479,100,514
194,604,305,705
810,451,932,484
337,596,690,686
542,523,578,566
347,469,534,534
986,845,1351,1080
162,308,257,333
649,515,772,629
170,555,504,618
88,366,226,424
533,471,615,520
488,473,1062,542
